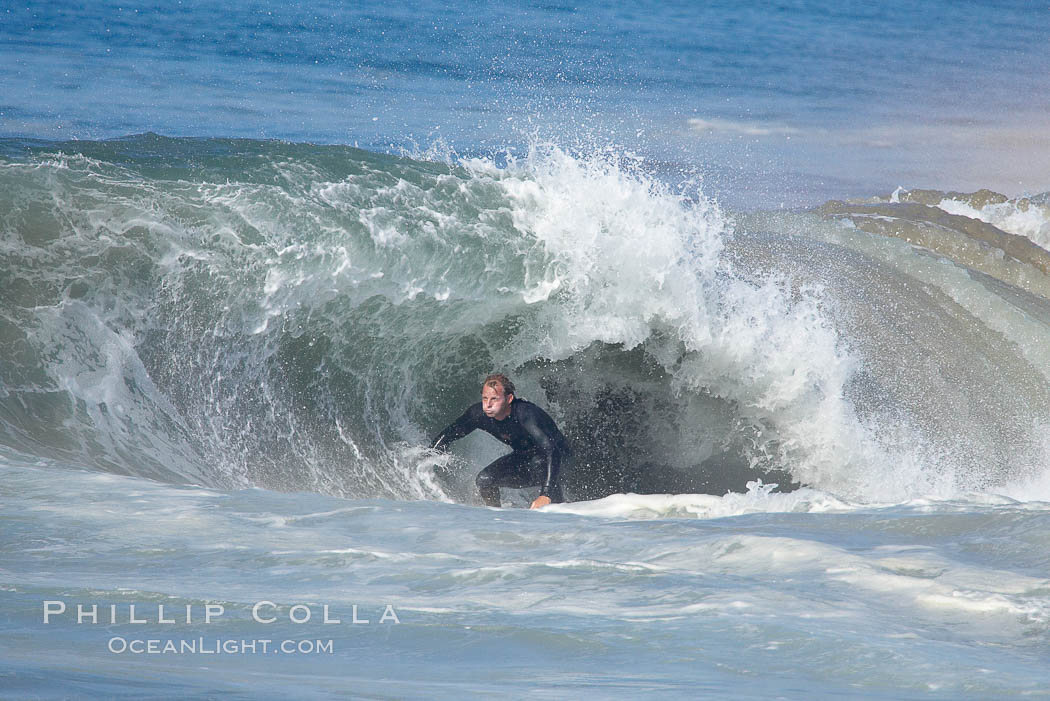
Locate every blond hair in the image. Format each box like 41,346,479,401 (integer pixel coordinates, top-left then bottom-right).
482,373,515,397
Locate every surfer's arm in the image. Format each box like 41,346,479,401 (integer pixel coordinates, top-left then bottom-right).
429,406,479,451
520,412,563,499
537,448,563,499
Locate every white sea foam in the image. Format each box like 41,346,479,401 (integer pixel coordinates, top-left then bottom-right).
687,118,800,137
546,481,855,519
936,196,1050,251
6,142,1050,507
472,145,940,501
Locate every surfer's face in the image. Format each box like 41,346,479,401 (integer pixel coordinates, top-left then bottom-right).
482,384,513,420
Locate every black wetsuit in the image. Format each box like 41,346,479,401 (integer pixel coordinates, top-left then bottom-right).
430,399,572,506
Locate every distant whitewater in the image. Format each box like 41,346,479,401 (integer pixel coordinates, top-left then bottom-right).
3,135,1050,507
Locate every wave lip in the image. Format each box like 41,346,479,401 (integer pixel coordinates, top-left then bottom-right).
885,187,1050,250
819,192,1050,300
0,137,862,500
5,136,1050,505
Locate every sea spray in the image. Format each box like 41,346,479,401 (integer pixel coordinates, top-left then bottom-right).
4,137,1050,504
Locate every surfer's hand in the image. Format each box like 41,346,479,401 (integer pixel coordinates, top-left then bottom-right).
530,495,551,510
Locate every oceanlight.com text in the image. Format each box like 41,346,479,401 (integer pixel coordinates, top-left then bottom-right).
107,637,335,655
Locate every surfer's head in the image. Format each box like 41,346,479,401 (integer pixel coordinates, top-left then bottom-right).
481,373,515,419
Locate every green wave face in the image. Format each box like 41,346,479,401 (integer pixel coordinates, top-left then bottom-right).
4,135,1050,502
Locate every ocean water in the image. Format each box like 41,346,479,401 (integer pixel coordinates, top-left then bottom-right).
5,0,1050,206
3,1,1050,699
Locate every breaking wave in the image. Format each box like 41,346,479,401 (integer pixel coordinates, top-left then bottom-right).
3,135,1050,503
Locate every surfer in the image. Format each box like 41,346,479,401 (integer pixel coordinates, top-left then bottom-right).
430,374,572,509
